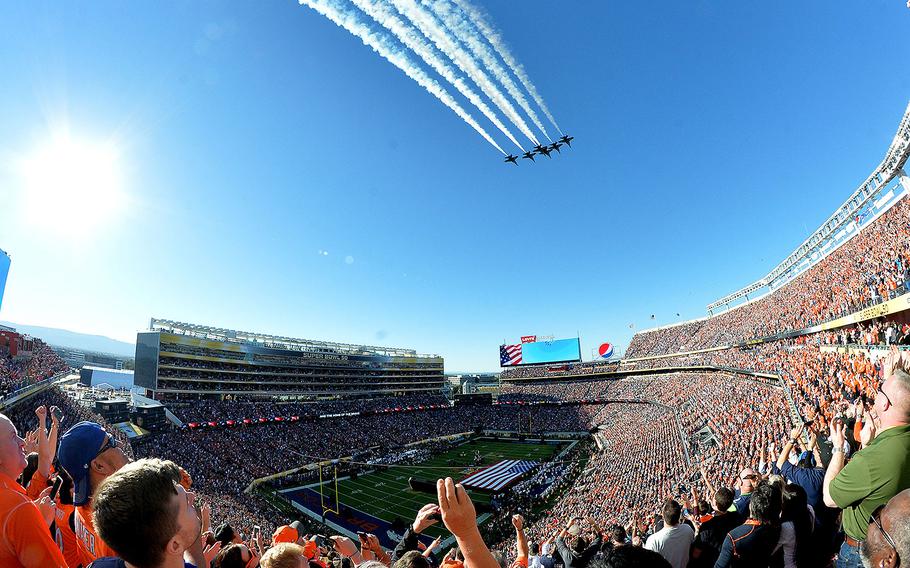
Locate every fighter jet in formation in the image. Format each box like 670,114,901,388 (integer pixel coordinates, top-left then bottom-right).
504,135,574,165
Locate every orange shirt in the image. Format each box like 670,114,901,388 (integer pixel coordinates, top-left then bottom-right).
55,504,87,568
0,473,68,568
74,504,118,561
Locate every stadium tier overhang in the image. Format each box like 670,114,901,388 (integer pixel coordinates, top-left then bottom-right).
707,101,910,313
148,318,440,359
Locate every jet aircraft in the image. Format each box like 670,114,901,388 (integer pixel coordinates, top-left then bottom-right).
549,141,563,153
522,151,536,162
558,135,574,147
504,154,519,165
534,144,552,158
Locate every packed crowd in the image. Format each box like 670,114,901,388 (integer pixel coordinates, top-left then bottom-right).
500,362,619,381
0,339,68,398
1,344,909,567
155,356,444,398
625,195,910,357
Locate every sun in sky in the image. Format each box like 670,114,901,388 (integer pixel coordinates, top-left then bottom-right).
16,132,124,233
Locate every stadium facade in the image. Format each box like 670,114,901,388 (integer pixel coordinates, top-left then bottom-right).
134,318,444,401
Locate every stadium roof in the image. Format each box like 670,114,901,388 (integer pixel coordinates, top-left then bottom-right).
708,100,910,312
149,318,440,358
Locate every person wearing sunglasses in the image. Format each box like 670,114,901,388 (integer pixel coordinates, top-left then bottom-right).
822,346,910,568
58,421,131,563
861,488,910,568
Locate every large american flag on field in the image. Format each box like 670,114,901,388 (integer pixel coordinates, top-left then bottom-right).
461,460,539,491
500,344,522,366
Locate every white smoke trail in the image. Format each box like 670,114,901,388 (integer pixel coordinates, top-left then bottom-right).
349,0,525,152
299,0,506,154
426,0,550,141
388,0,540,147
451,0,562,135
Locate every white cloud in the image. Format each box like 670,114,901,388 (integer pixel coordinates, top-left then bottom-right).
345,255,355,265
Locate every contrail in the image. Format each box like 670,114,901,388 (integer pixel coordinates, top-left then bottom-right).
426,0,550,141
349,0,525,152
299,0,506,154
451,0,562,135
388,0,541,147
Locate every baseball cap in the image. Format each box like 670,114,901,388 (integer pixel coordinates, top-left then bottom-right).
273,525,300,544
57,421,111,506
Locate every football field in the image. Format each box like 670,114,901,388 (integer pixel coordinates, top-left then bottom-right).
280,438,565,548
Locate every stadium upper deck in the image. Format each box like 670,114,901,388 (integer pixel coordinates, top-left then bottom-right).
625,101,910,359
134,318,444,401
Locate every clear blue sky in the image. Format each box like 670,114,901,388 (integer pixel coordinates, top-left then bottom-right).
0,1,908,371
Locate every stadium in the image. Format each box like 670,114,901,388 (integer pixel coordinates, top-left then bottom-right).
2,4,910,568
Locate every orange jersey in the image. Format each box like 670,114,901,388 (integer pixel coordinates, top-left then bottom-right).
55,504,87,568
0,473,68,568
74,504,118,561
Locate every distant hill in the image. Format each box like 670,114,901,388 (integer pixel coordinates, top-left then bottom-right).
0,321,135,358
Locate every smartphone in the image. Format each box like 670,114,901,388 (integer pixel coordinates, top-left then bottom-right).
357,531,368,539
253,525,261,541
408,477,436,494
314,534,327,548
49,476,63,500
51,407,64,423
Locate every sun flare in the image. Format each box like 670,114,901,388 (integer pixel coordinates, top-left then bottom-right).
20,134,123,229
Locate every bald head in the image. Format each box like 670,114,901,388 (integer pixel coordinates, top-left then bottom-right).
891,369,910,410
862,489,910,568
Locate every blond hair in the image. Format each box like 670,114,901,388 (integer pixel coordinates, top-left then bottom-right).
261,543,307,568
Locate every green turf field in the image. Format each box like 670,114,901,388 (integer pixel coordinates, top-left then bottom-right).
288,438,565,541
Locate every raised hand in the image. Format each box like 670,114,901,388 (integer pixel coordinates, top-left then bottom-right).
204,541,222,566
33,486,56,527
331,535,359,557
512,514,524,530
413,503,441,533
436,478,478,538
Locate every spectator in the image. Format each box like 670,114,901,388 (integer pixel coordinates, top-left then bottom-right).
733,470,759,520
772,484,812,568
58,421,131,562
0,412,68,567
88,457,206,568
555,517,603,568
774,426,824,510
689,489,738,568
823,349,910,568
715,481,782,568
860,488,909,568
261,543,308,568
510,515,529,568
589,547,671,568
644,500,694,568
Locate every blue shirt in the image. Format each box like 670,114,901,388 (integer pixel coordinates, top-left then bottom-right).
780,461,825,507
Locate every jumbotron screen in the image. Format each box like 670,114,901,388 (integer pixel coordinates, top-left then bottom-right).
500,338,581,367
0,249,9,313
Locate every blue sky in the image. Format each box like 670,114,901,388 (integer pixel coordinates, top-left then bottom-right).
0,1,908,371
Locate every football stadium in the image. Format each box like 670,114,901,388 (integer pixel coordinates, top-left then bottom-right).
2,3,910,568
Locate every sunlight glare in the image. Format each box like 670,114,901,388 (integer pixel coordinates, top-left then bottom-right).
21,135,123,229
